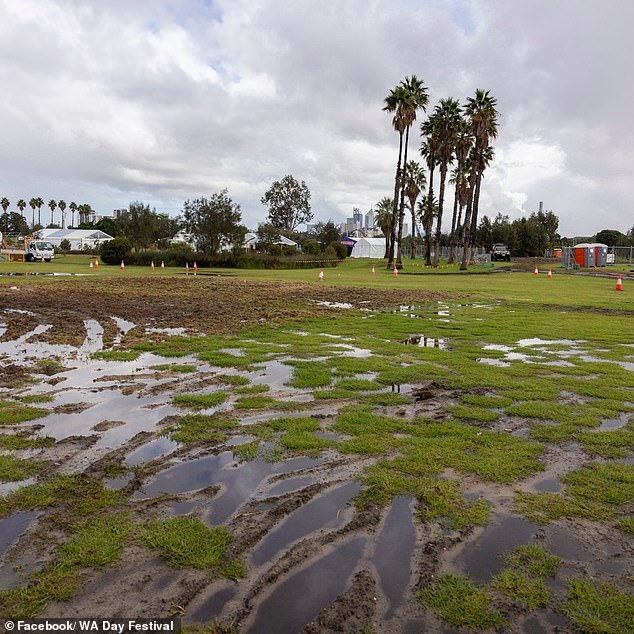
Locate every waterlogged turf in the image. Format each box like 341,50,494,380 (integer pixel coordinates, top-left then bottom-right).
0,268,633,629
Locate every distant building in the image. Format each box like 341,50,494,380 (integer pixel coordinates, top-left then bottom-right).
365,209,375,229
352,208,363,230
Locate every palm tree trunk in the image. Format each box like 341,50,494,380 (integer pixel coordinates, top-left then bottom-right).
388,132,404,267
459,169,478,270
433,165,447,267
425,169,435,266
395,126,411,268
448,186,460,263
410,206,417,259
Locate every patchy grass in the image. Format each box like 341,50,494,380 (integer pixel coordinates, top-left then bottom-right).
139,516,233,570
418,574,505,629
358,392,413,406
0,432,55,450
285,361,333,389
577,424,634,458
217,374,250,386
152,363,197,373
333,378,383,392
59,512,135,568
562,578,634,634
0,402,49,425
165,414,237,444
0,455,47,482
447,404,500,423
234,384,269,395
172,391,229,409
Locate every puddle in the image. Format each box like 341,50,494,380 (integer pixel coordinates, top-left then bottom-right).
191,585,236,623
135,452,324,525
547,525,591,561
314,301,353,309
265,475,315,496
0,510,38,559
372,496,416,619
246,536,367,633
249,361,294,390
595,412,631,431
532,477,563,493
251,481,360,567
125,437,181,467
452,515,539,583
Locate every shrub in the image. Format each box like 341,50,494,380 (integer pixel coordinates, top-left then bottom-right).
100,237,132,264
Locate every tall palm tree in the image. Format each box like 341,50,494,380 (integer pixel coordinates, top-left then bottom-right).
48,199,57,226
1,197,9,233
35,197,44,227
29,198,37,229
418,194,438,265
420,116,439,266
58,200,67,229
69,202,77,228
374,197,394,259
17,199,26,219
448,119,473,263
431,98,462,267
384,75,428,268
403,161,426,258
460,89,499,270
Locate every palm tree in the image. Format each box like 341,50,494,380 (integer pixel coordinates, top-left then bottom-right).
374,197,394,259
459,89,499,270
403,161,426,258
58,200,67,229
69,202,77,228
34,197,44,227
420,116,439,266
48,199,57,226
17,199,26,220
448,119,473,263
431,98,462,267
29,198,37,229
418,194,438,265
1,197,9,233
384,75,428,268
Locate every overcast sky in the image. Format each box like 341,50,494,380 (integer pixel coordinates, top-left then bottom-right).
1,0,632,237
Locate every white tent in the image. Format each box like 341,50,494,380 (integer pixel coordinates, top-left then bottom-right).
350,237,385,258
36,228,114,250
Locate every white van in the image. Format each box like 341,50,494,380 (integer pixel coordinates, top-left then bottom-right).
26,240,55,262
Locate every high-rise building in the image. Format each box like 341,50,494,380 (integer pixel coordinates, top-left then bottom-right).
352,208,363,230
365,209,374,229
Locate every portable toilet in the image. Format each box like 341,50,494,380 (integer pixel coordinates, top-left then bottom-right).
572,243,608,268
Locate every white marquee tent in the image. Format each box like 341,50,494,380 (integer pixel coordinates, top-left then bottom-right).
350,237,385,258
36,229,113,250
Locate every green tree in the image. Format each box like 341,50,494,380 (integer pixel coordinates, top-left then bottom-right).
35,197,44,227
5,211,29,235
460,89,499,269
69,202,77,227
59,238,71,252
384,76,428,267
1,197,9,233
256,222,282,252
182,189,246,256
312,220,341,251
430,98,462,266
594,229,624,247
29,198,37,229
95,217,122,238
374,196,394,259
261,175,312,234
403,160,426,259
116,202,178,249
58,200,67,229
48,199,57,227
448,120,473,263
17,199,26,220
100,236,132,264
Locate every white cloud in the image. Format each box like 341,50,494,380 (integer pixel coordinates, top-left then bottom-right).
0,0,632,237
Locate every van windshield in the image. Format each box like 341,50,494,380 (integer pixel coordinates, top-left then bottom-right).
34,242,53,250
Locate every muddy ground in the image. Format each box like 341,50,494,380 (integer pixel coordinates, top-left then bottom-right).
0,276,632,633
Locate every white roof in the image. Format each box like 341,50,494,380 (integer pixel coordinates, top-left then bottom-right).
37,228,114,241
573,243,608,249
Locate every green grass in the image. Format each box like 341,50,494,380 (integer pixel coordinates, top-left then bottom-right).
152,363,197,373
0,454,47,482
0,402,49,425
285,361,333,388
172,391,229,409
139,516,233,569
418,574,505,628
165,414,237,444
0,432,55,450
91,350,141,362
217,374,250,386
562,578,634,634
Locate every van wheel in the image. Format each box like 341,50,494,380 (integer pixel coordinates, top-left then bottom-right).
25,253,33,262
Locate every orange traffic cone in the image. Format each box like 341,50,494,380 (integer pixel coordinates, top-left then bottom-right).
41,256,45,263
120,260,125,270
95,259,99,268
393,267,398,276
616,275,623,291
161,260,165,269
318,269,324,281
185,262,189,275
89,261,93,269
193,261,198,274
150,260,155,270
547,269,553,278
533,267,539,276
371,266,375,275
